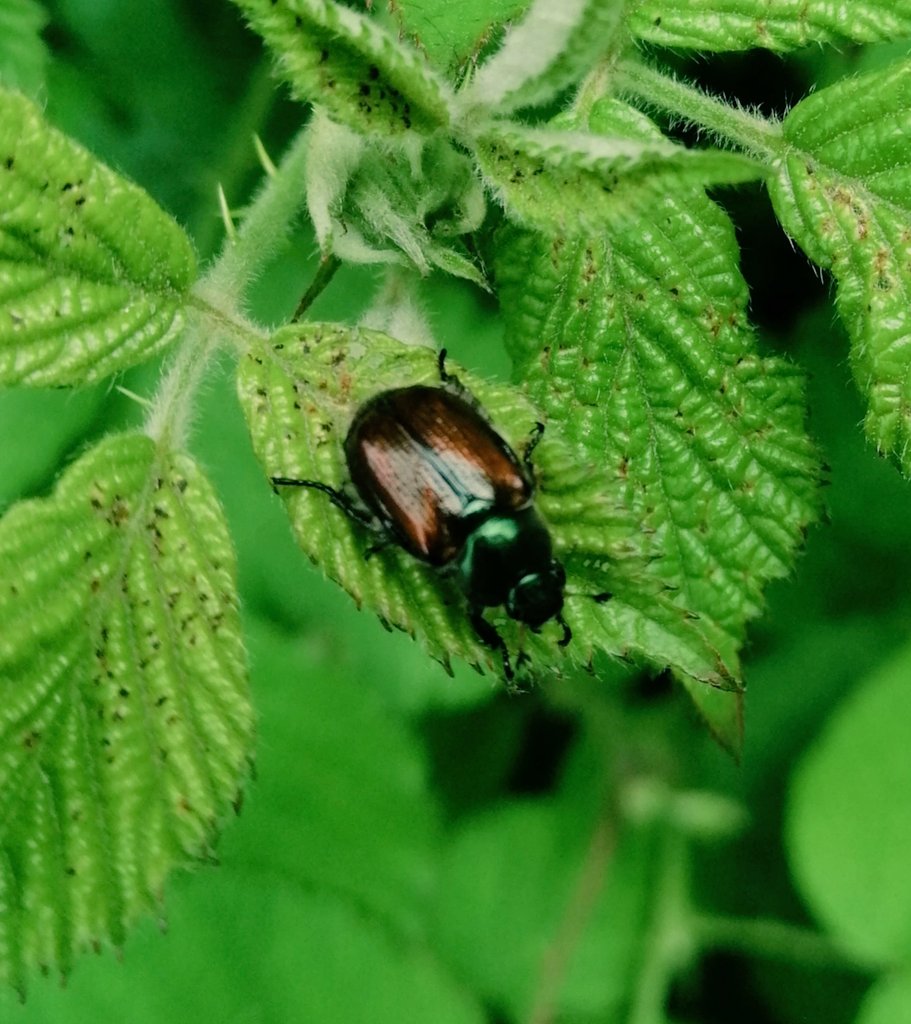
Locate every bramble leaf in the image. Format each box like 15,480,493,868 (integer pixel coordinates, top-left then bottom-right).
472,118,762,235
0,89,196,386
390,0,528,74
767,61,911,475
0,433,251,991
0,0,48,96
628,0,911,52
237,324,637,681
231,0,453,135
462,0,625,114
494,100,821,750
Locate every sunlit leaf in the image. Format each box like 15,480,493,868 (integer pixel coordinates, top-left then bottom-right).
472,118,762,235
0,89,196,386
628,0,911,52
494,99,821,749
768,61,911,475
231,0,453,134
0,433,251,990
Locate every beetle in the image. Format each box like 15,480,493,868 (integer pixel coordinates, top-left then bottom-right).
271,351,573,680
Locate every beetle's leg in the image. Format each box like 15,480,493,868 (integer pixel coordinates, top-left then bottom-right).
270,477,375,529
437,347,469,396
437,348,453,384
469,605,513,681
522,421,546,476
566,589,612,604
364,537,393,561
556,612,572,647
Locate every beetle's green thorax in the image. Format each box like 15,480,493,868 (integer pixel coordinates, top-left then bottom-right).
457,506,565,626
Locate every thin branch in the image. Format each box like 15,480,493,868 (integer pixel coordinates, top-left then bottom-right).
525,814,617,1024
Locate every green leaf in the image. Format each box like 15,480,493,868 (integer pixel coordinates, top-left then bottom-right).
494,99,821,747
0,89,196,386
462,0,625,114
855,970,911,1024
391,0,529,73
4,873,487,1024
433,796,662,1020
231,0,452,135
786,637,911,963
0,433,252,990
472,117,762,235
0,0,48,97
306,111,487,284
767,61,911,475
628,0,911,52
222,618,440,936
237,323,636,680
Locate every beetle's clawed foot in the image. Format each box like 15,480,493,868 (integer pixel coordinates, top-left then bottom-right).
557,613,572,647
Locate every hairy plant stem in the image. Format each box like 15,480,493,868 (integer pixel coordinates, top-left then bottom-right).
145,121,313,448
616,60,784,164
199,122,312,309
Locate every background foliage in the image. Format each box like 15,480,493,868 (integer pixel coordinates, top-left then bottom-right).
1,0,911,1022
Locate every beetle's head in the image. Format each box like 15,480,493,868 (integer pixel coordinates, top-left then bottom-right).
506,560,566,628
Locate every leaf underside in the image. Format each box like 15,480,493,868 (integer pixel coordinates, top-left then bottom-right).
628,0,911,52
494,100,821,750
232,0,452,135
473,119,761,235
0,434,252,991
465,0,625,114
237,323,639,682
768,61,911,474
0,89,196,387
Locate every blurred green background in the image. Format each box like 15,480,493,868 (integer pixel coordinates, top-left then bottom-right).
2,2,911,1021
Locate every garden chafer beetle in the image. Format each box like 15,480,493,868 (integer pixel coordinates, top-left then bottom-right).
273,352,583,679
